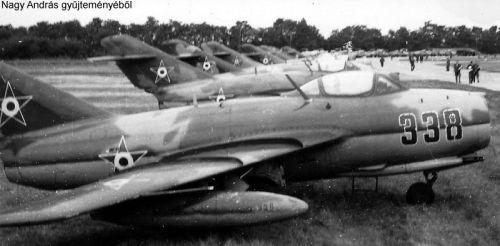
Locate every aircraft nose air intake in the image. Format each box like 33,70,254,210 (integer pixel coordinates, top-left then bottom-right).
470,91,490,125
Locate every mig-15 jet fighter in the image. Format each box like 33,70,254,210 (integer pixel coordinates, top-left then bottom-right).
0,62,490,228
200,41,331,73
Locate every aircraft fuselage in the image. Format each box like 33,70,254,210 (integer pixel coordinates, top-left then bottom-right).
1,87,490,189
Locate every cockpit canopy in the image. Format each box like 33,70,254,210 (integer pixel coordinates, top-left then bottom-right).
299,71,402,97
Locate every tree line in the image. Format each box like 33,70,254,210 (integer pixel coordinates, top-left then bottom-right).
1,17,499,59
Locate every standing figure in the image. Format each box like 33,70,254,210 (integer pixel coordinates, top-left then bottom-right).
453,61,462,84
473,62,480,83
380,56,385,68
467,61,474,84
446,57,450,72
409,55,415,71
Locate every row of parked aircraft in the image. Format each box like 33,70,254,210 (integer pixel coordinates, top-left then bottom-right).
90,35,346,108
0,34,491,229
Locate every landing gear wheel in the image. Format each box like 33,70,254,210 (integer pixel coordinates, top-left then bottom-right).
406,182,435,205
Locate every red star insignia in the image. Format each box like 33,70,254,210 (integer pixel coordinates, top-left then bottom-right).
99,136,148,171
0,78,32,128
149,60,175,84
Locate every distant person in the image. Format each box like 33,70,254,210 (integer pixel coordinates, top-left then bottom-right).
409,55,415,71
473,62,480,83
467,61,474,84
446,57,450,71
380,56,385,67
453,61,462,83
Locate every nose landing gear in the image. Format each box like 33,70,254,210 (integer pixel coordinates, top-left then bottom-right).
406,171,437,205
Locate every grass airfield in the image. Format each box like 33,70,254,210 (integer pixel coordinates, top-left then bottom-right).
0,58,500,245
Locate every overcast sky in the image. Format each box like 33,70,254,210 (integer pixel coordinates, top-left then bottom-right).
1,0,500,36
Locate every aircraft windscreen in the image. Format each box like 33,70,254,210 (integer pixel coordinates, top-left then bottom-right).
322,72,374,96
374,75,401,95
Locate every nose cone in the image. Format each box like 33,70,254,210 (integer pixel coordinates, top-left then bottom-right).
453,90,491,127
407,88,491,126
439,89,491,152
470,91,491,149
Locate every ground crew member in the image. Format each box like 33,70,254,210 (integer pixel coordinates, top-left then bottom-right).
467,61,474,84
454,61,462,83
409,55,415,71
473,62,480,83
446,57,450,71
380,56,385,68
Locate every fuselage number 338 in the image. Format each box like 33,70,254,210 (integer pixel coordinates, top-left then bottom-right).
399,109,462,145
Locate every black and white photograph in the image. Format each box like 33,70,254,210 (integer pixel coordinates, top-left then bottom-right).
0,0,499,245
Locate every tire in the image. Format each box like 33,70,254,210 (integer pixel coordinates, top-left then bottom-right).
406,182,435,205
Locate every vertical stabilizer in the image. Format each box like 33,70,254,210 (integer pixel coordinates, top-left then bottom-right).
0,62,112,136
97,35,212,92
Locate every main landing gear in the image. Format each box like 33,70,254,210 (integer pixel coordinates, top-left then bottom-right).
406,171,437,205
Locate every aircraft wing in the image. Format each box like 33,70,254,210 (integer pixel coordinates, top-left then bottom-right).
0,160,240,226
165,128,349,161
0,128,348,226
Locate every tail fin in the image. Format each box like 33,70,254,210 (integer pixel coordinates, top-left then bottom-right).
201,42,261,69
93,35,212,92
260,45,295,60
281,46,304,59
0,62,112,136
240,44,286,64
160,39,239,74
